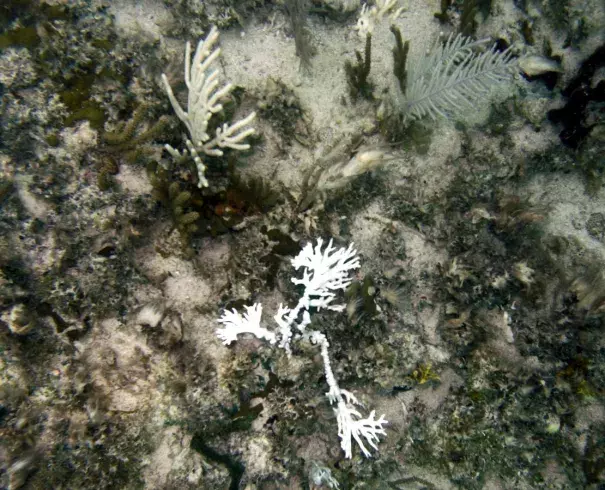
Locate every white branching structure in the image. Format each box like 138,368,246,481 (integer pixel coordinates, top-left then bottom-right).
217,239,388,458
162,26,256,188
355,0,406,38
216,304,276,346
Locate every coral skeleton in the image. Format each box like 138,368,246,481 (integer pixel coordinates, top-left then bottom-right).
217,239,388,458
162,26,256,188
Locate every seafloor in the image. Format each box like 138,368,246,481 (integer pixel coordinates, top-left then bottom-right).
1,0,604,488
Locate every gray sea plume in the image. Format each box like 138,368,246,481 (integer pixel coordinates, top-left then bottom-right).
399,33,516,122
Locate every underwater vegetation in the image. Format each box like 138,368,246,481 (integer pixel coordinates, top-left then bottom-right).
547,43,605,147
285,0,317,71
345,33,374,99
396,33,516,122
254,76,311,146
1,0,604,488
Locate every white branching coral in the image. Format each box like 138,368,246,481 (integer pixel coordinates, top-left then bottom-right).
355,0,406,38
162,26,256,188
216,303,276,345
216,239,388,459
291,239,360,312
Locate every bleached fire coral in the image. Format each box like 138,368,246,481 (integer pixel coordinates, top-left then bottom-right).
217,239,388,459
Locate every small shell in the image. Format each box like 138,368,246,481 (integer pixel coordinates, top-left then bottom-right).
519,55,562,76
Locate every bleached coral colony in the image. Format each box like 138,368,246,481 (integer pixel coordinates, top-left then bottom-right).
161,26,256,188
217,239,388,458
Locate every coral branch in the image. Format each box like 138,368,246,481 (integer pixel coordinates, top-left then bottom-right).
162,26,256,187
216,239,387,458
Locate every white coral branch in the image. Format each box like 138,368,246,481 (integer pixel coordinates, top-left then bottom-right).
335,402,388,458
162,26,256,188
216,240,387,459
202,112,257,156
216,303,276,345
312,330,388,458
291,238,361,311
355,0,406,37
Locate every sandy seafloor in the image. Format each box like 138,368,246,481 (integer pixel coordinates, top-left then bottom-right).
1,0,604,488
